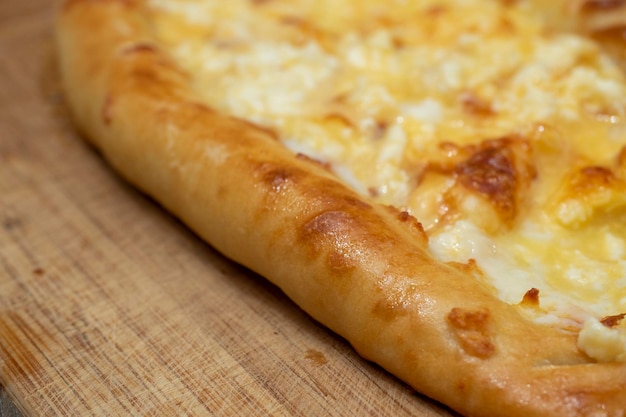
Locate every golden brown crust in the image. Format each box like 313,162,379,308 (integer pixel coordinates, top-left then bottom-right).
56,1,626,416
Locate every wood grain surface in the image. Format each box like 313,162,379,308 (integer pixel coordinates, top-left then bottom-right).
0,1,459,416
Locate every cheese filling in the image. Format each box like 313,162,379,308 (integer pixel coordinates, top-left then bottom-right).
147,0,626,362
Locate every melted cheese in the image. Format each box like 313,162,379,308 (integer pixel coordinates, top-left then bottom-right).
147,0,626,362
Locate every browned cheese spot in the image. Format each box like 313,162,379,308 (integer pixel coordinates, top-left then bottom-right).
413,137,535,230
572,166,618,192
520,287,541,307
456,141,517,220
600,313,626,328
454,138,536,225
460,91,495,117
550,156,626,227
447,307,495,358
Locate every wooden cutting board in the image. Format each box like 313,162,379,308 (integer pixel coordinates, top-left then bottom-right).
0,1,459,416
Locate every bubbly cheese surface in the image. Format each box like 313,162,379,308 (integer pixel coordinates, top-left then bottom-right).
147,0,626,362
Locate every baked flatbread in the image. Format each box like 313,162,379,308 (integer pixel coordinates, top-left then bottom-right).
56,1,626,416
